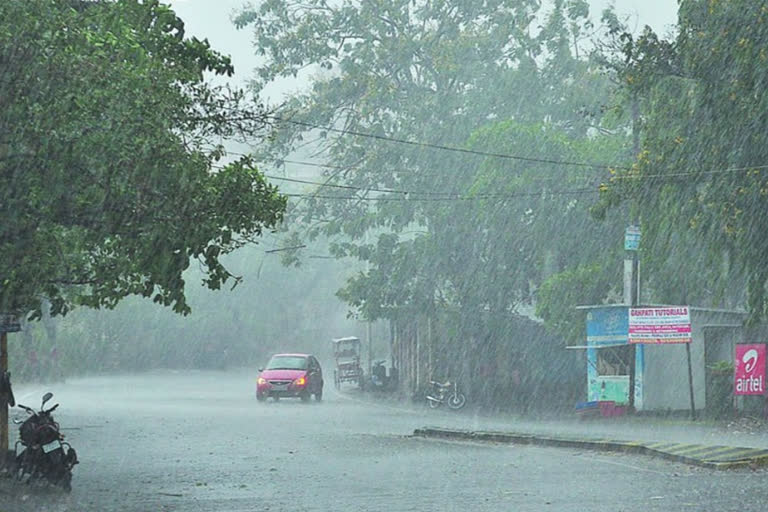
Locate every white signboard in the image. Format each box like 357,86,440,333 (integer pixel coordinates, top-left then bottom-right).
628,306,692,344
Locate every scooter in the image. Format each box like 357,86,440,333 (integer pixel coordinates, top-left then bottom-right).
365,360,398,391
14,392,78,491
426,380,467,410
369,360,388,390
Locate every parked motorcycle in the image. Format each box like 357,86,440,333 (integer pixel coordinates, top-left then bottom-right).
14,392,78,491
368,360,389,390
426,380,467,410
362,360,398,392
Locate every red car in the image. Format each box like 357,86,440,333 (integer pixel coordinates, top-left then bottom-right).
256,353,324,402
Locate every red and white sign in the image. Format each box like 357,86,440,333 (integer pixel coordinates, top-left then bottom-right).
628,306,692,344
735,344,766,396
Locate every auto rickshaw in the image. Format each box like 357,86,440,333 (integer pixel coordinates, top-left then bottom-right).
332,337,364,389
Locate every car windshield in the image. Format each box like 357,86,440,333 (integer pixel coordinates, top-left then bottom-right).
266,356,308,370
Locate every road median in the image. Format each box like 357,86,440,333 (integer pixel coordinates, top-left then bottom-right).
413,426,768,470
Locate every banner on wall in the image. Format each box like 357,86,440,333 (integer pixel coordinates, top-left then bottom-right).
628,306,691,344
734,344,766,396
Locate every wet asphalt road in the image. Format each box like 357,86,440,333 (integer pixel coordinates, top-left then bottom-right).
3,369,768,512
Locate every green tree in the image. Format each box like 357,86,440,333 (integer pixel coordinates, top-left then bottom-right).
598,0,767,319
238,0,628,330
0,0,286,318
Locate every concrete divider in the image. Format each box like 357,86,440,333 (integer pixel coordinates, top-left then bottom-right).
412,426,768,470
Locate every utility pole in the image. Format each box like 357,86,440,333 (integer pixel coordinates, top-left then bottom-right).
624,247,639,412
624,223,641,412
625,95,642,414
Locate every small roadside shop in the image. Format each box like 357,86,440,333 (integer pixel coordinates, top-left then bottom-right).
574,304,745,413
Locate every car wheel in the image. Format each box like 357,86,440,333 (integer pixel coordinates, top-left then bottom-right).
256,393,266,402
314,390,323,402
300,391,311,402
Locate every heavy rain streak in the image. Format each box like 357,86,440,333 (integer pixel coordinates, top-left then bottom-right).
3,0,768,511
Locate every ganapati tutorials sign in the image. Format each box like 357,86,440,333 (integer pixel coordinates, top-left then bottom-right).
628,306,692,344
735,344,766,396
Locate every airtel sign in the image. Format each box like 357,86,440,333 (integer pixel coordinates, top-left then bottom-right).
734,344,766,396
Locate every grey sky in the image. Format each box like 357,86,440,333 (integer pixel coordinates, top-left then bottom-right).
590,0,679,35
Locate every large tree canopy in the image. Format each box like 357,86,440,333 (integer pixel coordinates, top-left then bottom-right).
0,0,286,318
237,0,630,336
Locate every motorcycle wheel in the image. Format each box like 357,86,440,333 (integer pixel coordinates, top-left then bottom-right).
447,392,467,410
16,449,35,482
427,397,441,409
14,451,25,481
58,472,72,493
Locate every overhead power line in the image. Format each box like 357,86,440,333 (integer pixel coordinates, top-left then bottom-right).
268,115,633,171
263,174,407,195
213,155,768,206
270,157,602,182
282,188,598,202
262,173,564,197
272,157,768,182
264,244,307,253
225,150,768,185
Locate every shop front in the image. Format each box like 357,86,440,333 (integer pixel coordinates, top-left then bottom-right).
575,305,745,414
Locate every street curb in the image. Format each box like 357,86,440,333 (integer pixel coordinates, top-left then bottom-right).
412,427,768,470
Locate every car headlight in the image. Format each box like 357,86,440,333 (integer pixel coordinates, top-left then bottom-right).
257,377,267,385
293,376,306,386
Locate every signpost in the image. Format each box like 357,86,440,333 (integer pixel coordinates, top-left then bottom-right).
735,344,766,396
629,306,697,419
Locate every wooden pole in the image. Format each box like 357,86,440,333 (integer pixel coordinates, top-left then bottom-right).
686,342,697,420
1,331,8,465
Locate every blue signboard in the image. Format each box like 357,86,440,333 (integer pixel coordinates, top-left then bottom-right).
0,314,20,333
584,306,643,410
624,225,641,251
586,307,628,345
